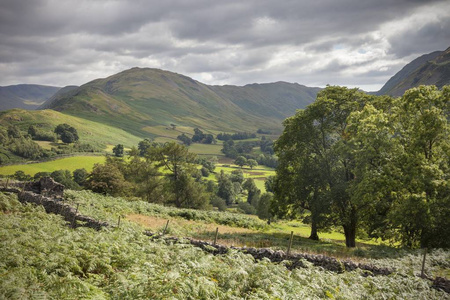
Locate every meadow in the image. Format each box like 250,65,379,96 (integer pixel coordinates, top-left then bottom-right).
1,191,448,299
0,155,105,176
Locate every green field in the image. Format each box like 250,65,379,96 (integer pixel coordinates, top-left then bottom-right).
0,155,105,176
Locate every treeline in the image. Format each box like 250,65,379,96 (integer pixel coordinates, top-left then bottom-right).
216,132,256,141
273,85,450,249
0,123,98,164
177,128,215,146
221,137,277,168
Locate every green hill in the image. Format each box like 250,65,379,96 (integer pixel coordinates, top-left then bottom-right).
378,47,450,97
0,109,142,149
0,84,61,111
41,68,320,136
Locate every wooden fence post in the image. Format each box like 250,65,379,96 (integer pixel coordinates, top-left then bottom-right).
117,216,121,228
287,231,294,256
213,227,219,245
162,220,170,235
421,248,428,278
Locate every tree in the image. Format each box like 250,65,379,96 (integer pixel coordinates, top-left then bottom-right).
7,125,21,139
60,131,76,143
274,86,367,246
229,169,244,184
86,163,132,196
216,170,236,205
112,144,124,157
242,178,260,207
264,176,274,193
54,124,79,143
247,159,258,169
50,170,80,190
148,142,209,209
177,133,192,146
138,139,153,156
28,125,37,137
257,192,273,220
235,156,247,168
73,168,88,186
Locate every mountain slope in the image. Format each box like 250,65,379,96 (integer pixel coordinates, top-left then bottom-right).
43,68,320,136
378,47,450,96
0,84,61,111
0,109,141,149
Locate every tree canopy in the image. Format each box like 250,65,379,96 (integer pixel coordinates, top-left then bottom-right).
274,85,450,248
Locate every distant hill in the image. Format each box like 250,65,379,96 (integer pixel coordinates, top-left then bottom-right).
0,84,61,111
39,85,79,109
377,47,450,97
43,68,320,136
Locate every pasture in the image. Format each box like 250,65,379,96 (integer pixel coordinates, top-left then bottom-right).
0,155,105,176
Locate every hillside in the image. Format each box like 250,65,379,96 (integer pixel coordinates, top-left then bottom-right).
378,47,450,96
42,68,320,136
0,109,142,149
0,84,61,111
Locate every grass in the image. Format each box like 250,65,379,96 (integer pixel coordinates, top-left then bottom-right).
0,155,105,176
0,109,143,149
188,143,223,156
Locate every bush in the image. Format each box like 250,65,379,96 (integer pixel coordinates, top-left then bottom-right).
238,202,256,215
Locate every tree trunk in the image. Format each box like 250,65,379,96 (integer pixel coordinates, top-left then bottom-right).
343,224,356,247
309,219,319,240
343,208,357,247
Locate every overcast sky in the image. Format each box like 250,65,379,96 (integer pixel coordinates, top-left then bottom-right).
1,0,449,91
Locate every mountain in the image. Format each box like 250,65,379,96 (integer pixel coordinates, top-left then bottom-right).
39,85,79,109
378,47,450,97
0,84,61,111
42,68,320,137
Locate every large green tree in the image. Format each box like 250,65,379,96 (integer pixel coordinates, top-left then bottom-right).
274,86,370,246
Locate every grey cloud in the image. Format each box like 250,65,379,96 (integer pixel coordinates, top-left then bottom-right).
0,0,449,90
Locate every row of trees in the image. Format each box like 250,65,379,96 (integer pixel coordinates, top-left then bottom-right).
273,85,450,248
216,132,257,141
177,128,215,146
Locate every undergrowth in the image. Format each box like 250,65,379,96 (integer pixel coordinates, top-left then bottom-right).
1,192,448,299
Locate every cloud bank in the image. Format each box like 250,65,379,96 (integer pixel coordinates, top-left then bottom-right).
1,0,449,91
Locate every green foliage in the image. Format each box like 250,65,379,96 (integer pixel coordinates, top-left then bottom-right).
112,144,124,157
275,85,450,248
73,168,88,186
55,123,79,143
257,193,273,220
216,170,236,205
0,191,448,299
13,170,32,181
50,169,80,190
177,133,192,145
86,162,132,196
235,156,247,168
247,159,258,169
238,201,257,215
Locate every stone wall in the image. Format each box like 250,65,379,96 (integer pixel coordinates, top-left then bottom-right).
17,191,109,230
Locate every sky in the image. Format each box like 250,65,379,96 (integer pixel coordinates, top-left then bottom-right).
1,0,449,91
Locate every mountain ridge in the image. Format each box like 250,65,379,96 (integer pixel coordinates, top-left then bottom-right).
42,67,321,136
0,84,61,111
377,47,450,96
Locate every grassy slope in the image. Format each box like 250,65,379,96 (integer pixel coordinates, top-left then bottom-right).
0,109,142,149
2,192,446,299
